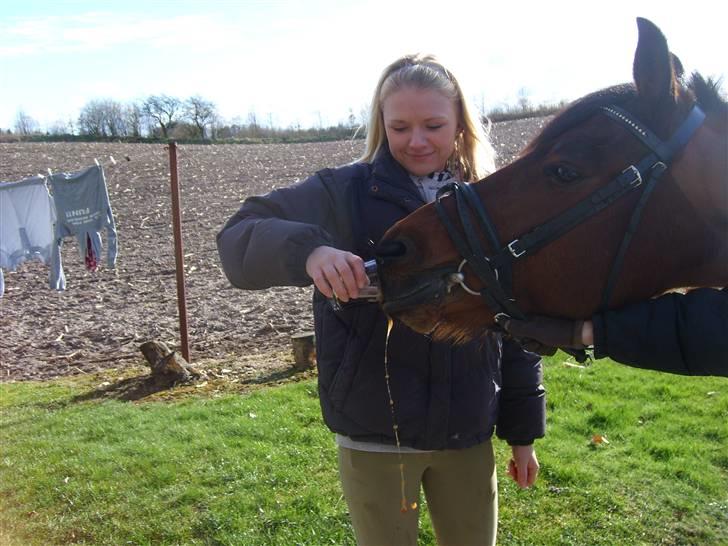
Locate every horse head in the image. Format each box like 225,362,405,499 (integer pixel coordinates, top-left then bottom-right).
376,18,728,343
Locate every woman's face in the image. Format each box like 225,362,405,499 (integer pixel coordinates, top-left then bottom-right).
382,86,460,176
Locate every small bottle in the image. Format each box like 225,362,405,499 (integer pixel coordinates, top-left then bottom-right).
329,259,381,310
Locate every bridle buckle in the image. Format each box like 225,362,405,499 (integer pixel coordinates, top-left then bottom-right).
621,165,643,188
507,239,526,258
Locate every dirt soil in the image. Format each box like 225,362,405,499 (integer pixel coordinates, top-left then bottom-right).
0,117,549,383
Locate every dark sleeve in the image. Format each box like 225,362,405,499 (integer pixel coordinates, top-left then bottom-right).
592,287,728,376
496,336,546,445
216,173,340,289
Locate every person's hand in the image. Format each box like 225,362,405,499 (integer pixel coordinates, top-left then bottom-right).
495,314,588,354
305,246,369,302
507,444,539,488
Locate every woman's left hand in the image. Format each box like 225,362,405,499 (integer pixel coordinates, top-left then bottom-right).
507,444,539,488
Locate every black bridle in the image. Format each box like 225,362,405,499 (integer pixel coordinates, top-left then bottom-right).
381,103,706,330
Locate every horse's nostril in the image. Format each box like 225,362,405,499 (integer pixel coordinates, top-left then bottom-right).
376,239,408,259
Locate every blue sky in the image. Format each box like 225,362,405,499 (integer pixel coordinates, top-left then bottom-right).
1,0,725,131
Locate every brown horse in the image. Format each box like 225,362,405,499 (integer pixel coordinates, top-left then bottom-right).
376,18,728,343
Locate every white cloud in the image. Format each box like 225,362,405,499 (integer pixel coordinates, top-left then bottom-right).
0,12,248,57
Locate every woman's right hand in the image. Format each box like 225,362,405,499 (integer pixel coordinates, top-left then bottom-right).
305,246,369,302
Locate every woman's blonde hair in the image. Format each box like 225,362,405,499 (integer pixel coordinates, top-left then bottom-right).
360,53,496,182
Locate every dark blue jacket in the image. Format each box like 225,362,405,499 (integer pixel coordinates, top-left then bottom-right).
217,148,546,449
594,287,728,376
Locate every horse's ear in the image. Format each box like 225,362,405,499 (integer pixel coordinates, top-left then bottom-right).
633,17,679,104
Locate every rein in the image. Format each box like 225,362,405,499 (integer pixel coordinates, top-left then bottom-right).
428,103,705,337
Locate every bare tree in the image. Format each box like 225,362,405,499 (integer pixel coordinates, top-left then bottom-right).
48,119,71,136
77,99,128,137
105,100,127,137
126,102,144,138
66,116,77,136
142,94,181,138
183,96,217,139
358,104,370,127
14,109,39,135
78,100,106,136
246,111,260,137
209,113,223,139
517,87,532,113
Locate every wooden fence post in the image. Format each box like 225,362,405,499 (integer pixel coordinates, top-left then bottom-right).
168,142,190,362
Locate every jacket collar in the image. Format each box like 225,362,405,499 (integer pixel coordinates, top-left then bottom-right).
371,146,423,202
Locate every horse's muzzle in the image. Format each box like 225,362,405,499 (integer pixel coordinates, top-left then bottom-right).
378,263,460,315
373,238,461,314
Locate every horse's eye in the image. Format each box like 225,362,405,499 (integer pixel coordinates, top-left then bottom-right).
545,164,581,184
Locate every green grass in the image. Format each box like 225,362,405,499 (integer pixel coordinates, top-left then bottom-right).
1,357,726,545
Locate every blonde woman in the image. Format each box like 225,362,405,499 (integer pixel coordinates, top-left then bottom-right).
218,53,544,546
361,53,496,183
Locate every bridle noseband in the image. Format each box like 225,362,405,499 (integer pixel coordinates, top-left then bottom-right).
384,103,706,326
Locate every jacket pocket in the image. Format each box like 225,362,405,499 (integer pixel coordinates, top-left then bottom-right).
314,298,386,412
327,305,370,411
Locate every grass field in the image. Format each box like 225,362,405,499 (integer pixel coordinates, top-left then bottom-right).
1,354,726,545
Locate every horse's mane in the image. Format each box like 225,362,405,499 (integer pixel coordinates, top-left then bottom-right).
524,84,637,152
526,72,725,153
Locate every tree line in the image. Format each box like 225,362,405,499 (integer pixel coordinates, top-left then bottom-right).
8,94,363,143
